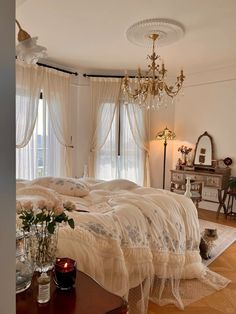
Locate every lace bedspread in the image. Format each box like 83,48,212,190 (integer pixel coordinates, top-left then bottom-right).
16,179,230,313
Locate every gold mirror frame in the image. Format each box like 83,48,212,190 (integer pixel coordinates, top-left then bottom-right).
193,131,214,168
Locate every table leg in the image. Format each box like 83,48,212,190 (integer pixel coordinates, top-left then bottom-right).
216,189,228,218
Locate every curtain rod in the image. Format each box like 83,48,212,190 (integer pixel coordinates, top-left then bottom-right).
37,62,78,76
83,73,136,78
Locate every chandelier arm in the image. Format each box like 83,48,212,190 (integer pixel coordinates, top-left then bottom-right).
122,31,185,109
164,85,181,97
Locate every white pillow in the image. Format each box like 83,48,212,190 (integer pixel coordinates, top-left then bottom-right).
90,179,138,191
78,177,105,186
31,176,89,197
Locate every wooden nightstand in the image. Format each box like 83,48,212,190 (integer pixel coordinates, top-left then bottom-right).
16,270,128,314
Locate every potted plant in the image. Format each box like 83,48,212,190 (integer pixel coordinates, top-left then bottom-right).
228,177,236,193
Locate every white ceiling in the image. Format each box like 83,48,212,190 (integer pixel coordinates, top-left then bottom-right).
16,0,236,76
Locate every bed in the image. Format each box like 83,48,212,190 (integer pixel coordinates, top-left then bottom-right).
16,177,230,314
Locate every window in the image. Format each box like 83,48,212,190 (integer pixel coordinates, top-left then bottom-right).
95,103,145,185
16,98,64,180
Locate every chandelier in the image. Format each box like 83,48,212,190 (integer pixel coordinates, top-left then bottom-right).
15,19,47,64
122,20,185,110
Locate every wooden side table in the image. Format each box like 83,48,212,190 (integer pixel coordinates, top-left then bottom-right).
16,270,128,314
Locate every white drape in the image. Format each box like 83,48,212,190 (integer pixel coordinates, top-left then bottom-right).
16,61,73,177
88,78,121,178
126,103,150,187
16,60,42,148
89,78,150,186
16,100,65,180
119,104,149,186
42,67,73,176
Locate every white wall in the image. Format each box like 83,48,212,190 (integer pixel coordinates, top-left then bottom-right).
173,66,236,211
173,68,236,176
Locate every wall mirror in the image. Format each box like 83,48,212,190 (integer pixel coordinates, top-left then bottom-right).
193,131,213,168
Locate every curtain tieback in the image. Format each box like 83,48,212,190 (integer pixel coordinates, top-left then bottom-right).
65,144,74,148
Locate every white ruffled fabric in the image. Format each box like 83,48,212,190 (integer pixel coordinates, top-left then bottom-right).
16,180,231,313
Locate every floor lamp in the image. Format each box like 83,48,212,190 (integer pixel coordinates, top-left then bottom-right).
156,127,176,189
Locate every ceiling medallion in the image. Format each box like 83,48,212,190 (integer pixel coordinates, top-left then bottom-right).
122,18,185,110
126,18,185,47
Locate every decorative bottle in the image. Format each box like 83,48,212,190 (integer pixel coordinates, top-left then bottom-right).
184,177,192,198
37,272,51,303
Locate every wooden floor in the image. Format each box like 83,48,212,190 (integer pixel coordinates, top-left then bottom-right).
148,208,236,314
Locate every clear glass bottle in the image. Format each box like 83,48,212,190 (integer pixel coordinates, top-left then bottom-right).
37,272,51,303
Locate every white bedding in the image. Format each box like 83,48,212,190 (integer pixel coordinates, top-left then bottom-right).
16,178,230,312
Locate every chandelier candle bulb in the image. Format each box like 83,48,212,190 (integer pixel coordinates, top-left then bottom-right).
53,258,77,290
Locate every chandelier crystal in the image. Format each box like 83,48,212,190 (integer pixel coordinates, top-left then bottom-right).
122,33,185,110
15,19,47,64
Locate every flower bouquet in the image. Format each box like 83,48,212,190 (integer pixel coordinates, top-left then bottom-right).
178,145,192,165
17,199,75,272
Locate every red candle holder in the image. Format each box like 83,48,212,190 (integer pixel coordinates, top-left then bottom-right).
53,257,77,290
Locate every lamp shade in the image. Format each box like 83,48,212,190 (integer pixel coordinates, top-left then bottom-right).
15,19,47,64
155,127,176,143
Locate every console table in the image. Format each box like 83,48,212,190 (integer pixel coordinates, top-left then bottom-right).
16,270,128,314
170,168,231,217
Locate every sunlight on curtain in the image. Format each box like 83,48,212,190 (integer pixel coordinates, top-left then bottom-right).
120,104,145,185
93,102,146,186
16,99,65,180
126,103,150,187
89,78,150,186
42,67,73,176
95,103,118,180
88,78,121,177
16,60,42,148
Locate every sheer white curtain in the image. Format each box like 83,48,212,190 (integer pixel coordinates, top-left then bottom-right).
16,99,65,180
16,60,43,148
88,78,121,177
42,67,73,176
119,103,148,186
126,103,150,187
89,78,150,186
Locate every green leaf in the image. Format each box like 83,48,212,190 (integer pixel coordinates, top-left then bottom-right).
68,218,75,229
47,222,55,234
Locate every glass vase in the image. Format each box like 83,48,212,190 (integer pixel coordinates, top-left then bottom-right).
16,230,34,293
30,223,58,272
181,153,187,165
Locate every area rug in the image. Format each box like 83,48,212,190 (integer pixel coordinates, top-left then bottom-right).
199,219,236,266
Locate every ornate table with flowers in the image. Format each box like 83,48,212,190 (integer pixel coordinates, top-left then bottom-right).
170,168,231,216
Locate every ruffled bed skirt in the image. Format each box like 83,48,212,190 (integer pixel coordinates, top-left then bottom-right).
57,228,230,314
